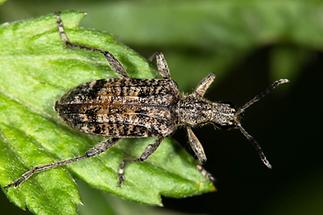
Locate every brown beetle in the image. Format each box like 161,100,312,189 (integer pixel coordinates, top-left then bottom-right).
5,12,288,189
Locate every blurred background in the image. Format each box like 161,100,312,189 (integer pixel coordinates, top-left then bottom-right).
0,0,322,214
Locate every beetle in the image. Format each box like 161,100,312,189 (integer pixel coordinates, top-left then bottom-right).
4,12,288,189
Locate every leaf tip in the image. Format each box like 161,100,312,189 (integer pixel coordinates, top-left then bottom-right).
56,10,88,28
210,184,217,192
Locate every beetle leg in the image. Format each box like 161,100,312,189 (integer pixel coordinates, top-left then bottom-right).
55,12,128,78
187,127,216,182
85,138,119,157
196,164,216,183
117,137,163,186
4,138,119,189
149,52,171,79
194,73,216,97
187,127,207,163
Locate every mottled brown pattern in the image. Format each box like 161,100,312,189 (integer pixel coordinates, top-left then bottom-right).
4,12,288,189
55,78,180,137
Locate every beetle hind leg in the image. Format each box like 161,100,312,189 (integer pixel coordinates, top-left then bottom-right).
4,138,118,189
55,12,128,78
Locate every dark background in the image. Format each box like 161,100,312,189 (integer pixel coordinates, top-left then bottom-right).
1,1,322,215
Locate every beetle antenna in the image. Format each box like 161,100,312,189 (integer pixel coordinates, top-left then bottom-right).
233,79,289,168
236,123,272,169
236,79,289,116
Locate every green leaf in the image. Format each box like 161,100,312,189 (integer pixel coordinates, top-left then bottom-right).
3,0,323,88
78,180,188,215
0,0,6,5
270,47,312,81
82,0,323,49
81,0,323,85
0,11,214,215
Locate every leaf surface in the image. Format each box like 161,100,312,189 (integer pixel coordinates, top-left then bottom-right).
0,11,214,215
2,0,322,86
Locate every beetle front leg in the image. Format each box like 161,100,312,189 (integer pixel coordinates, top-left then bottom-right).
194,73,216,97
187,127,216,183
196,164,216,183
117,137,163,186
187,127,207,163
149,52,171,79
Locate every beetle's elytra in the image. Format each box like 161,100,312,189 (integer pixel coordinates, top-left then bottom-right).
4,12,289,189
55,78,179,138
